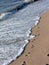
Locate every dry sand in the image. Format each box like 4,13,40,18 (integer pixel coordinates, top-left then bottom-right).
10,10,49,65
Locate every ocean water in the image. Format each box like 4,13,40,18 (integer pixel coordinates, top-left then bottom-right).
0,0,24,13
0,0,49,65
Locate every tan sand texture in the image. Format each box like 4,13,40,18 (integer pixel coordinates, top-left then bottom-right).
10,10,49,65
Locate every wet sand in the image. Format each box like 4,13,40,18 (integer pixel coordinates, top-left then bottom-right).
10,10,49,65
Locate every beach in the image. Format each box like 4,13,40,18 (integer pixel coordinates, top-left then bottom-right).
0,0,49,65
10,10,49,65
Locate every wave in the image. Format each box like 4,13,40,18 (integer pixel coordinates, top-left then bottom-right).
0,13,8,20
1,16,40,65
0,0,24,13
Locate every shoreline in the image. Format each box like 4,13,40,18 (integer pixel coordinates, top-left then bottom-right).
6,16,40,65
10,10,49,65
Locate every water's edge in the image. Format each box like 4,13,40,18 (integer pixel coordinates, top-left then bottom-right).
5,16,40,65
3,9,49,65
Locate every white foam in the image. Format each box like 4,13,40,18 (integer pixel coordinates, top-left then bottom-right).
0,13,8,20
35,20,39,25
29,35,35,39
3,59,12,65
1,15,40,65
4,40,29,65
35,16,40,26
26,29,31,37
33,16,40,21
17,48,23,58
35,16,40,20
0,12,40,65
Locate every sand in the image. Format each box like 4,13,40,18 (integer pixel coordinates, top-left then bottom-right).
10,10,49,65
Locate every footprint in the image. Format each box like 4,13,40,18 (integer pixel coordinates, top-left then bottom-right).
25,54,28,57
28,52,30,54
31,39,35,42
31,45,34,48
38,34,40,36
32,40,34,42
23,61,26,63
46,54,49,65
47,54,49,56
22,61,26,65
35,35,37,37
38,27,40,29
37,30,40,32
46,64,49,65
34,39,36,41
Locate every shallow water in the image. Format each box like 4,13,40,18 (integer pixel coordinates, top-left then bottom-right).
0,0,49,65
